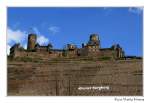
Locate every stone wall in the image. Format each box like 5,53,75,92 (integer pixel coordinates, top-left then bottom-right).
99,49,116,59
11,46,123,60
12,49,64,59
8,59,143,96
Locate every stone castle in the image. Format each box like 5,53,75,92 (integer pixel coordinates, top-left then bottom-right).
9,33,125,59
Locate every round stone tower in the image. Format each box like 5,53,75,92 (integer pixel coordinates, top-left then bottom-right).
27,34,37,51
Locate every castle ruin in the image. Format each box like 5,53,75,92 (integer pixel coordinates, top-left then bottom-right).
9,33,125,59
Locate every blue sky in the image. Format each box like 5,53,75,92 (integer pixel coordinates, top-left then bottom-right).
7,7,143,56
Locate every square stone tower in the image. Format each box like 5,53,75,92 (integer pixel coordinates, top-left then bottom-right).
87,34,101,51
27,34,37,51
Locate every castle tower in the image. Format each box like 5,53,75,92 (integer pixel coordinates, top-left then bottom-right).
27,34,37,51
111,44,125,58
67,44,76,50
90,34,99,41
88,34,100,48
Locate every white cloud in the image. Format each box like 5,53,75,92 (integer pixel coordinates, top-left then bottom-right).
7,27,27,55
37,35,49,45
33,27,49,45
128,7,143,14
48,26,60,34
7,45,11,55
7,27,26,44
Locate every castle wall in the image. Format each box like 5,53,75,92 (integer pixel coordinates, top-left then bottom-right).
87,51,101,57
99,49,116,59
12,49,64,60
77,48,88,56
12,48,120,60
12,49,28,58
36,47,48,52
65,50,78,58
49,51,63,58
10,34,125,60
26,52,50,59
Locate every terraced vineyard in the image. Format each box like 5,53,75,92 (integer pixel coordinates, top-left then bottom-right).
8,58,143,96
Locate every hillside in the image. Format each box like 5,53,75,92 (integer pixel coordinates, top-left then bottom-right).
8,58,143,96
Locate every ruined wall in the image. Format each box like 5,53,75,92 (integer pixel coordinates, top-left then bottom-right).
12,49,28,58
26,52,50,59
49,51,63,58
78,47,100,57
65,50,78,58
12,47,121,60
99,49,116,59
77,48,88,56
77,48,115,59
12,49,45,59
13,49,64,59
